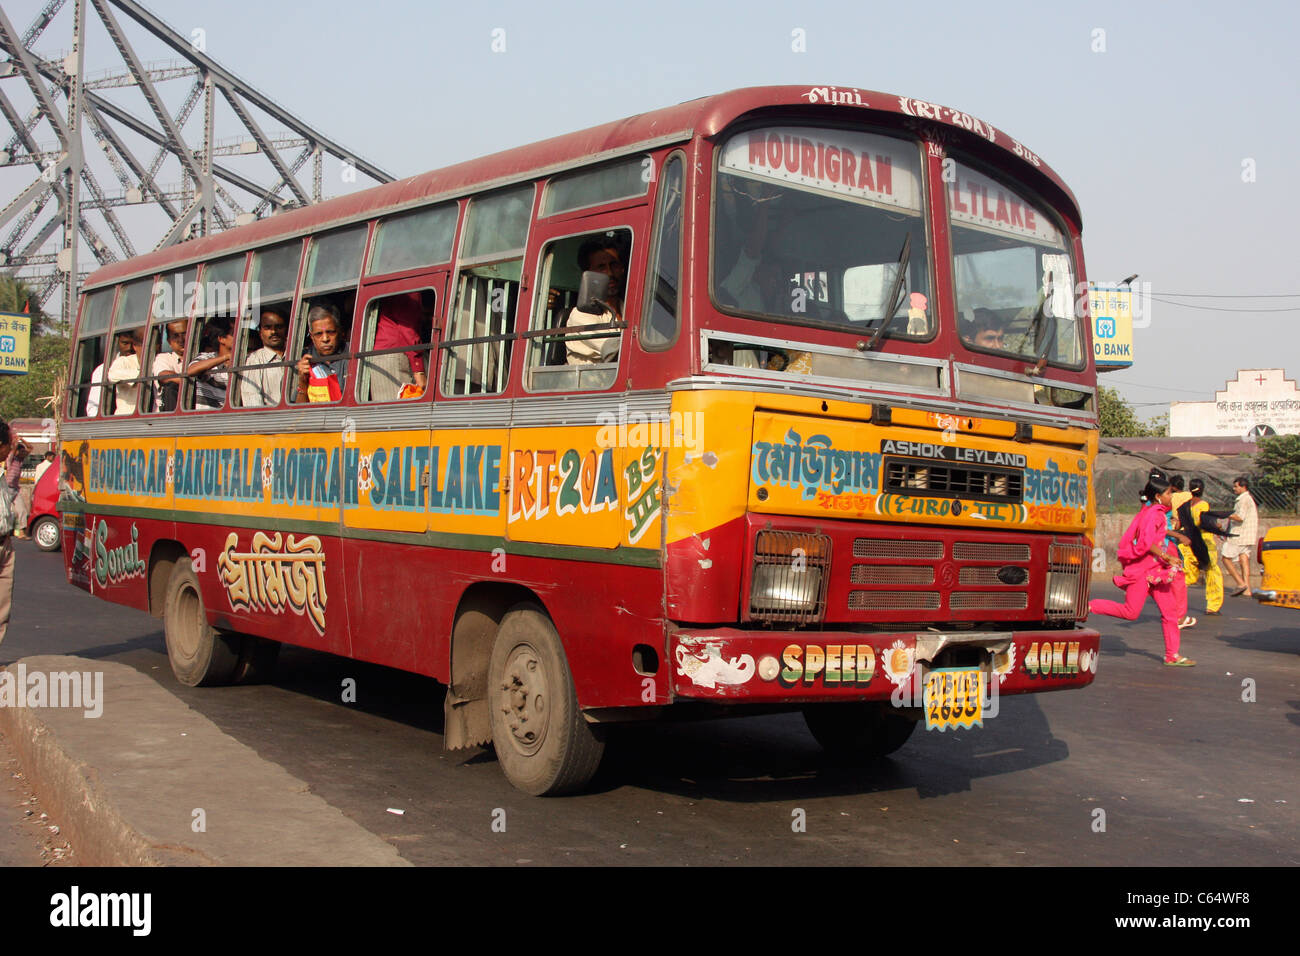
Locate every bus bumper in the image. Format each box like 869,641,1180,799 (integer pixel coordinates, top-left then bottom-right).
669,627,1100,703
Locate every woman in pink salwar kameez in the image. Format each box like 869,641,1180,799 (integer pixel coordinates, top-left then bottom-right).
1089,472,1196,666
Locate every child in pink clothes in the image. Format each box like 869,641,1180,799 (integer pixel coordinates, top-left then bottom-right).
1089,471,1195,666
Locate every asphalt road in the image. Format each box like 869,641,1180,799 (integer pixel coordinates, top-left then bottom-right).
3,540,1296,866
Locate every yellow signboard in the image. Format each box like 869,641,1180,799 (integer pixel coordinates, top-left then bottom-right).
0,311,32,375
1088,285,1133,369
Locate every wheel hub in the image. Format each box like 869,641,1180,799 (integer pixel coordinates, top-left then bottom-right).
35,520,59,550
498,643,549,755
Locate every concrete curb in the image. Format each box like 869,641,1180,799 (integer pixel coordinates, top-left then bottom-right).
0,655,410,866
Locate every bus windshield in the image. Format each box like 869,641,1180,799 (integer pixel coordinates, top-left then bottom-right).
949,159,1083,371
713,127,930,338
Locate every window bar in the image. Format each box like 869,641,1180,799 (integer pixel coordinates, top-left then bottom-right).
495,281,507,393
462,275,475,396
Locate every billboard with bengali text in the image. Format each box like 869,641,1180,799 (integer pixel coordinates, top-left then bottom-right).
1088,285,1133,370
0,311,31,375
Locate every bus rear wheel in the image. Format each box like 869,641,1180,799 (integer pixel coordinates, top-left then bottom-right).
487,603,604,796
802,702,917,761
163,558,240,687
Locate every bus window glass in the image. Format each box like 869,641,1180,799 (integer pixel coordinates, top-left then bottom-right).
71,337,107,418
542,157,648,216
303,225,368,292
140,266,197,414
356,290,436,403
527,228,630,392
100,277,154,416
712,127,930,340
248,241,301,303
112,277,155,332
70,287,116,417
949,160,1081,372
285,227,363,405
460,186,532,261
368,205,457,275
183,258,244,411
442,259,519,397
199,255,246,318
641,155,683,350
79,286,115,336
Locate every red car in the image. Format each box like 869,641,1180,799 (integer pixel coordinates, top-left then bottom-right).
27,464,61,552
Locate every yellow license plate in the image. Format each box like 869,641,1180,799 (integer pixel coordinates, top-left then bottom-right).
924,668,985,731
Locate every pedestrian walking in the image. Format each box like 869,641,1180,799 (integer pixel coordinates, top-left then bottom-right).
1166,475,1195,629
1177,478,1225,615
1222,476,1258,597
1089,470,1195,666
0,422,28,647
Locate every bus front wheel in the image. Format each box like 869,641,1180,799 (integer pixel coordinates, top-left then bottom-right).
163,558,241,687
487,603,604,796
802,702,917,761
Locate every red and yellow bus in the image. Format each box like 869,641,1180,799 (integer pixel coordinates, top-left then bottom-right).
60,86,1099,794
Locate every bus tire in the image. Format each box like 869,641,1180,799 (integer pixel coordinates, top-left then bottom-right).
233,636,281,685
163,558,240,687
487,603,604,796
32,516,61,552
802,702,916,761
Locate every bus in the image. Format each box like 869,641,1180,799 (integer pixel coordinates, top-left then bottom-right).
59,86,1099,795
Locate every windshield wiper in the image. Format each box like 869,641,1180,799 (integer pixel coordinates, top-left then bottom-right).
1027,271,1058,371
865,233,911,351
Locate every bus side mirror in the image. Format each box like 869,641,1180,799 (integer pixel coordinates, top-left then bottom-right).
574,271,611,315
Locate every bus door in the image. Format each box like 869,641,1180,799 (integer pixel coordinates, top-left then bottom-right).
340,272,447,672
506,207,661,552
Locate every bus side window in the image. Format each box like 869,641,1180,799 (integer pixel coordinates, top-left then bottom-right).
103,276,155,417
641,154,684,350
184,316,235,411
141,266,197,414
526,228,630,392
70,286,117,417
356,290,436,403
441,185,532,398
442,262,518,396
70,335,107,418
284,226,366,405
287,293,355,404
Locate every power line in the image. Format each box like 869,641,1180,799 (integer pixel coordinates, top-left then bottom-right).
1155,292,1300,298
1148,296,1300,313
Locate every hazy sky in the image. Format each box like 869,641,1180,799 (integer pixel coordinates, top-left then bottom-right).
4,0,1297,415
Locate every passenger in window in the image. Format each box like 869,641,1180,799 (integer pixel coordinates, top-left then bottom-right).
106,329,144,416
152,321,189,412
240,309,289,407
965,309,1009,351
294,304,348,403
565,238,626,365
370,293,427,401
187,318,235,410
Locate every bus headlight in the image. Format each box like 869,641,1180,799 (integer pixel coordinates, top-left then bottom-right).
749,530,831,624
1045,541,1090,621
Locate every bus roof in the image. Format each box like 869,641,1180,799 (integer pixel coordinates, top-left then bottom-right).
83,85,1080,291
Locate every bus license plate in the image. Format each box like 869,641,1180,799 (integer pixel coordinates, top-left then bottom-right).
924,668,985,731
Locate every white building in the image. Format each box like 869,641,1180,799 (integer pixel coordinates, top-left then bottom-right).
1169,369,1300,438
